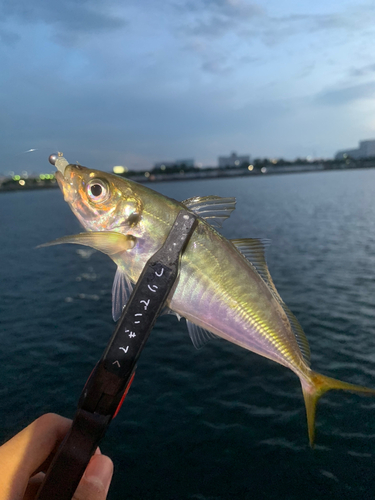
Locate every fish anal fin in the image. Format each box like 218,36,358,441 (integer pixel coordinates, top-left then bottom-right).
38,231,136,257
112,267,134,322
301,371,375,446
186,320,218,349
182,196,236,228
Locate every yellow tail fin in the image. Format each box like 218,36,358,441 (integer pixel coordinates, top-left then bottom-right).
301,371,375,446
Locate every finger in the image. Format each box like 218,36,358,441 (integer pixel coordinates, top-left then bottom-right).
23,472,45,500
34,445,102,477
72,454,113,500
0,414,71,499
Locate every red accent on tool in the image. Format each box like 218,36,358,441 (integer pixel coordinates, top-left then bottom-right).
113,371,136,418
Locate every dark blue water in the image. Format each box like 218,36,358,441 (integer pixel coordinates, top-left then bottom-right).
1,169,375,499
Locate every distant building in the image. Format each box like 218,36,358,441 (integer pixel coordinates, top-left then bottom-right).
335,139,375,160
218,152,250,168
154,159,195,169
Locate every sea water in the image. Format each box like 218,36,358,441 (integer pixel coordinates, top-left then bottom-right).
1,169,375,499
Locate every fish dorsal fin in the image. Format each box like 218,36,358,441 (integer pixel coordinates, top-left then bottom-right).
231,238,311,365
112,267,133,322
186,320,218,349
38,231,136,256
281,304,311,364
181,196,236,228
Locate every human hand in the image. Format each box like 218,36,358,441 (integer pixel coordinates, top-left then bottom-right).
0,413,113,500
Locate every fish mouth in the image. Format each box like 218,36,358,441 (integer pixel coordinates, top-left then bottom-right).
55,165,80,204
55,160,67,176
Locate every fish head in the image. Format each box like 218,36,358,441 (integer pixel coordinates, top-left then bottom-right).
55,163,143,234
53,158,182,282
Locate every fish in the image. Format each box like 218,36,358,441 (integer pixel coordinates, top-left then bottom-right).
43,155,375,445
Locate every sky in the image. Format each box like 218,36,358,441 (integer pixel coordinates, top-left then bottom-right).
1,0,375,173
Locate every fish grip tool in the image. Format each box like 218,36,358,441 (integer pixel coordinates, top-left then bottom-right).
36,209,197,500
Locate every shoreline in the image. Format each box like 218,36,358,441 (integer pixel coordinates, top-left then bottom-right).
1,161,375,193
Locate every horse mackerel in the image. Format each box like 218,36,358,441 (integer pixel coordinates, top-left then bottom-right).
44,157,375,445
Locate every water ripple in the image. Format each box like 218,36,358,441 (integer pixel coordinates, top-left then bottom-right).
2,171,375,500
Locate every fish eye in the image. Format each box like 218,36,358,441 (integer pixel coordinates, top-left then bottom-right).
87,179,110,203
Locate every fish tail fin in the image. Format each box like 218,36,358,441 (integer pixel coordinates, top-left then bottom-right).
301,371,375,447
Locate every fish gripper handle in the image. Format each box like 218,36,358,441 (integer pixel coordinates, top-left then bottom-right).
36,209,197,500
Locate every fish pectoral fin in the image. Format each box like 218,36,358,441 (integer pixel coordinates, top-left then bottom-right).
112,267,134,322
38,231,136,257
181,195,236,228
186,320,218,349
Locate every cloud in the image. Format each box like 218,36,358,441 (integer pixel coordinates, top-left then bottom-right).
350,63,375,78
169,1,375,74
1,0,375,171
176,1,344,41
315,81,375,106
173,0,375,55
0,26,20,45
178,0,264,38
0,0,126,45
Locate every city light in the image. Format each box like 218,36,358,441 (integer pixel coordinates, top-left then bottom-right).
248,165,254,171
113,166,128,174
144,172,150,178
19,180,25,186
39,174,55,180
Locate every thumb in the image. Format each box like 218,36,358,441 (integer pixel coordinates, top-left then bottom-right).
72,454,113,500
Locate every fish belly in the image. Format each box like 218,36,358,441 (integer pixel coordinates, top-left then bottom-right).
169,225,305,373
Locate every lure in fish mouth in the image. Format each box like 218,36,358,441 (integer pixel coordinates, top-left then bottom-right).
43,152,375,446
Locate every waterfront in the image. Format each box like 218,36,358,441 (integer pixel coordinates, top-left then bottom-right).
1,169,375,499
2,157,375,192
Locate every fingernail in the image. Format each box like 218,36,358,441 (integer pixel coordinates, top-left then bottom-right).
85,455,113,493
